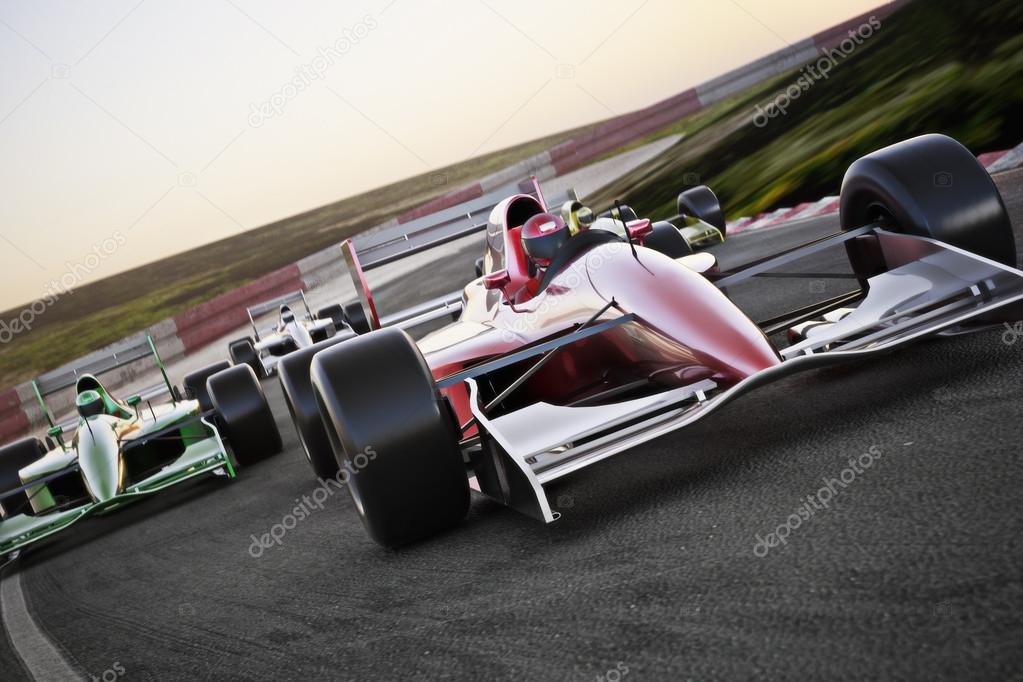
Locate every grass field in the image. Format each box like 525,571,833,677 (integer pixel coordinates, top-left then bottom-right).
587,0,1023,220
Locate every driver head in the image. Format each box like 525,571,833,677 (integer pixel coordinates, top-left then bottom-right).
561,200,594,235
521,213,570,269
280,305,295,325
76,389,105,418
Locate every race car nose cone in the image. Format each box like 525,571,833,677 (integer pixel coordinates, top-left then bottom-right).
77,418,121,502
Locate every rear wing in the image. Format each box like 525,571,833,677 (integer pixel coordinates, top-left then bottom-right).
351,177,577,272
245,290,313,340
344,177,577,330
31,334,175,429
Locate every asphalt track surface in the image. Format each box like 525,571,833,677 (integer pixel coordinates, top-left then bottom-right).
2,170,1023,681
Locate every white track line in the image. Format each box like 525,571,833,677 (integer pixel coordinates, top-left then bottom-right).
1,568,80,681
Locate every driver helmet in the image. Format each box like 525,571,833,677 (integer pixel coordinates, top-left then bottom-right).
561,200,594,235
521,213,570,268
280,305,295,325
76,389,105,418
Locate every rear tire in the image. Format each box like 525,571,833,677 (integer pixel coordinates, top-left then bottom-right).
229,338,264,379
344,302,371,335
310,328,468,547
644,221,694,259
317,304,347,331
183,361,231,413
0,438,45,518
207,365,282,466
678,186,726,235
840,134,1016,269
278,336,350,480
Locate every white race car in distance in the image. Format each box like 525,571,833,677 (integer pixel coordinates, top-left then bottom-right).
227,291,367,378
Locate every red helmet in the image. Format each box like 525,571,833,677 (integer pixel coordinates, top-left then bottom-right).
521,213,570,268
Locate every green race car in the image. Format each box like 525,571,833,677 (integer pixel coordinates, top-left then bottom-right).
0,336,281,559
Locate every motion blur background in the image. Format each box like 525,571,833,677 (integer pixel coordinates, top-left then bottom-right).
0,0,1021,386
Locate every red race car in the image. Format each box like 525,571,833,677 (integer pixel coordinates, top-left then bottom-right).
280,134,1022,547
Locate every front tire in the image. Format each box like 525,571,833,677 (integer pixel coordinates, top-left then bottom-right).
678,186,726,236
840,134,1016,270
278,336,350,480
229,337,264,379
0,438,45,519
183,361,231,412
317,304,347,331
207,365,282,466
344,302,371,335
311,328,468,547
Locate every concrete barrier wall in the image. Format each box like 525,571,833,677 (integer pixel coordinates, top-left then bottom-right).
172,264,306,353
0,388,28,444
0,1,914,444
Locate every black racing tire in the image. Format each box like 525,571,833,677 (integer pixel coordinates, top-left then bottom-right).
0,438,45,518
840,134,1016,268
678,185,726,235
207,365,282,466
183,361,231,413
317,304,347,331
310,328,468,547
344,302,371,335
278,335,351,481
644,221,694,259
229,337,264,379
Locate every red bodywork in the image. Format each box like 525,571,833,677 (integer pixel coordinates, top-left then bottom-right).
417,195,781,430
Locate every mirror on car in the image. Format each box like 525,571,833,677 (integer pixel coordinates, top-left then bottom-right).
483,269,511,291
627,219,654,241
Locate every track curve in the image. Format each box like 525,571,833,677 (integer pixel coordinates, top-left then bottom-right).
3,170,1023,681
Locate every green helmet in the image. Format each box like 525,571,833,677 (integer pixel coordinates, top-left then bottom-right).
76,389,105,418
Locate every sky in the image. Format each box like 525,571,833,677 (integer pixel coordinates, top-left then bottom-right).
0,0,884,310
